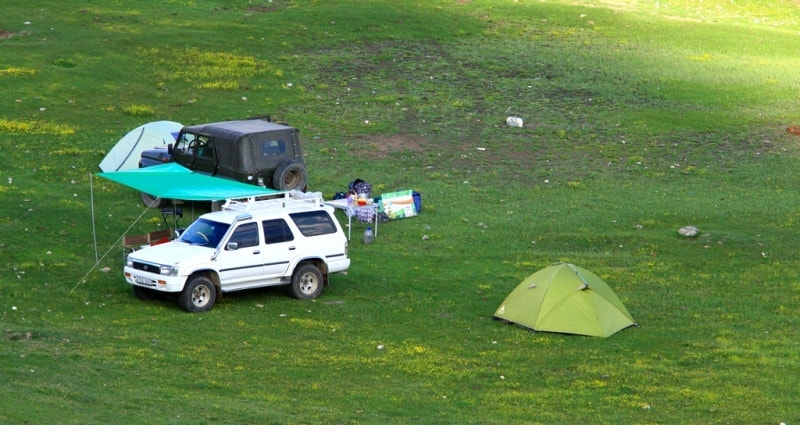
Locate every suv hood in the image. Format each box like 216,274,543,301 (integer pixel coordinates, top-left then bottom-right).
129,241,215,266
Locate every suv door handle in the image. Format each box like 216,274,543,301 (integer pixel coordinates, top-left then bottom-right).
289,246,296,251
253,250,261,254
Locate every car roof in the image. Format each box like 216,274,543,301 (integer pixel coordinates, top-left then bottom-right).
182,119,296,140
198,209,254,225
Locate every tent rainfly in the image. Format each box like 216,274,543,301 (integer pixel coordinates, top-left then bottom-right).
494,263,636,338
99,121,182,172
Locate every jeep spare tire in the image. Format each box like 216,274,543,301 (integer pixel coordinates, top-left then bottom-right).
273,161,307,191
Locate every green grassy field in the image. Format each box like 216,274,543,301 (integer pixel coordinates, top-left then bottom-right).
2,1,800,424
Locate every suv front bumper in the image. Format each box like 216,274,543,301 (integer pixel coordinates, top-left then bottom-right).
124,266,186,293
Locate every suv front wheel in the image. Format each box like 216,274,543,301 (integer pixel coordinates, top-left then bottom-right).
179,275,217,312
288,264,324,299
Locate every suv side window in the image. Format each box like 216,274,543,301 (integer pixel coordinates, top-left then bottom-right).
227,222,259,249
290,211,337,237
263,219,294,244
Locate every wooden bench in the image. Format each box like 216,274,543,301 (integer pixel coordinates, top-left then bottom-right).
147,229,171,245
123,229,172,256
123,233,149,255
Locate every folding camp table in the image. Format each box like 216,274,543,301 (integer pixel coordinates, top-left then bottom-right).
324,199,378,241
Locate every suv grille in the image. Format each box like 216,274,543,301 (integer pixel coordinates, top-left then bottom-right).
132,261,161,274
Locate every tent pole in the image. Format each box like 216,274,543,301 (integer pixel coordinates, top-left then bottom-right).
90,173,98,264
72,196,153,294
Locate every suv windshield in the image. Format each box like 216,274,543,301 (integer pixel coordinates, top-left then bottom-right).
179,218,230,248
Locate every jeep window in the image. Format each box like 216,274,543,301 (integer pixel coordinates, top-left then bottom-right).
262,219,294,244
261,140,286,156
175,132,210,156
227,222,259,249
179,218,230,248
196,139,215,159
289,211,337,237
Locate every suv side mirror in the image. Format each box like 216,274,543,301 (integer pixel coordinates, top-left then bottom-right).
167,143,174,155
226,242,239,251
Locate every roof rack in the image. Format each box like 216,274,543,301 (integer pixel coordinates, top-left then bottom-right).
221,192,324,213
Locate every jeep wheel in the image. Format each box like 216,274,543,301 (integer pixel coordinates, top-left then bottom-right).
179,276,217,312
288,264,324,299
141,192,167,208
273,161,307,191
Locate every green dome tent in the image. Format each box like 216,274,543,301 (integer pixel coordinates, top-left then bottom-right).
494,263,636,338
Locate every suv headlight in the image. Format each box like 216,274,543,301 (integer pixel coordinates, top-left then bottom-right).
160,265,179,276
126,256,133,267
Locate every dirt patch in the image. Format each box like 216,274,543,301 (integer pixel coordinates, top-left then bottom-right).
360,134,430,159
0,30,19,40
245,1,291,13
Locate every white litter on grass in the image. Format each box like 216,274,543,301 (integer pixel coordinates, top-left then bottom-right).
678,226,698,237
506,116,523,127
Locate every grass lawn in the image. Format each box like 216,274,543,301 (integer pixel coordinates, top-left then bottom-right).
1,0,799,424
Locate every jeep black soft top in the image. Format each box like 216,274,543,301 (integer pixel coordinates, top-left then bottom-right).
139,117,308,207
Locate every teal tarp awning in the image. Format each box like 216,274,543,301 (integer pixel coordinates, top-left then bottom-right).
97,162,282,201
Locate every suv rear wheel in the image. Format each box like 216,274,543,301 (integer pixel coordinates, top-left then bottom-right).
288,264,324,299
179,275,217,312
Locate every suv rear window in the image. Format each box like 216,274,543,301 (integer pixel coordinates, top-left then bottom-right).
290,211,337,237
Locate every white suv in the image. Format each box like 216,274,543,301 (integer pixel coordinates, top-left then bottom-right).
123,194,350,312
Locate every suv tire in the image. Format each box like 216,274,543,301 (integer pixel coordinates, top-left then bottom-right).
288,264,324,299
179,275,217,312
273,161,307,191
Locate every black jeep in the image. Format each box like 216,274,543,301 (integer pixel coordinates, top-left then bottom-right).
139,117,307,207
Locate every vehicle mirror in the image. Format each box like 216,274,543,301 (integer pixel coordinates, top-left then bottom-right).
226,242,239,251
167,143,173,154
